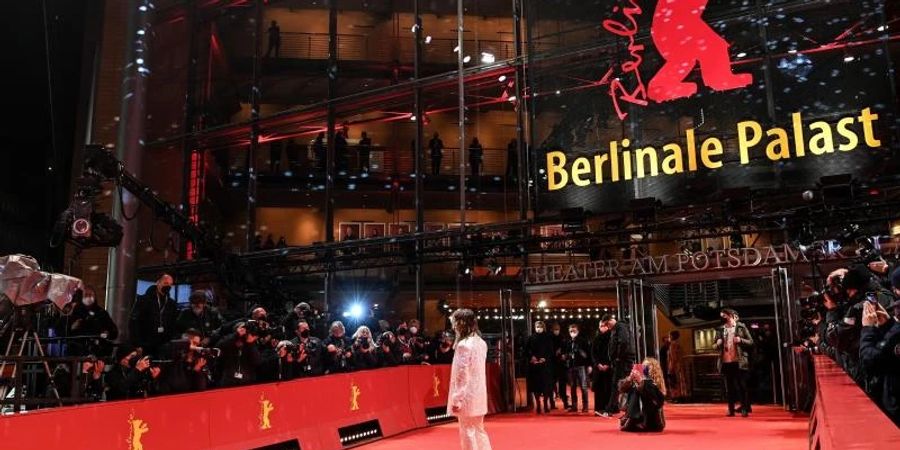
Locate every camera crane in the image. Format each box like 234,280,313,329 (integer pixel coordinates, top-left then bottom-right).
60,145,217,258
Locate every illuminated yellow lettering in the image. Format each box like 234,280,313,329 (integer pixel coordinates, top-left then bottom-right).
766,127,790,160
808,121,835,155
836,117,858,151
594,154,608,184
546,151,568,191
858,107,881,147
661,143,684,175
571,157,591,186
686,129,698,171
636,147,659,177
737,120,762,164
701,138,723,169
792,113,806,157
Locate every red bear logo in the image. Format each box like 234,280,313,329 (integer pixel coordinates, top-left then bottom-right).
647,0,753,102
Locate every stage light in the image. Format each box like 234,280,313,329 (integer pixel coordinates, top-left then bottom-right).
425,35,432,44
843,54,855,63
736,52,747,58
463,55,471,63
787,49,798,54
458,263,471,276
481,52,495,63
498,75,506,82
346,303,365,320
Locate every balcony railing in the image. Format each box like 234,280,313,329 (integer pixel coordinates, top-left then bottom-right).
267,32,519,64
245,144,515,177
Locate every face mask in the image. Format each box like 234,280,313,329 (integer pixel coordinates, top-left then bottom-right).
409,327,418,335
535,327,545,333
553,330,560,336
569,331,578,338
299,329,310,338
160,286,172,296
83,296,95,306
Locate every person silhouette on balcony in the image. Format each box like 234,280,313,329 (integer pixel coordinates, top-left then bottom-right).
429,132,443,175
469,137,484,177
506,138,518,181
359,131,372,173
266,21,281,58
313,132,326,172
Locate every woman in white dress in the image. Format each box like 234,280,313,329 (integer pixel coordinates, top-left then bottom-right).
448,309,493,450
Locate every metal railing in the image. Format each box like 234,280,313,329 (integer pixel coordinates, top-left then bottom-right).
269,32,519,64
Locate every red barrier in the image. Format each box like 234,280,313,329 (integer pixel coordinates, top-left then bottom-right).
0,364,502,450
810,355,900,450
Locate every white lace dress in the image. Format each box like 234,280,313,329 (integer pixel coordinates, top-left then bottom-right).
447,335,488,417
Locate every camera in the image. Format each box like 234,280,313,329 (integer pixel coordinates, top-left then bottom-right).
244,319,271,339
193,346,221,359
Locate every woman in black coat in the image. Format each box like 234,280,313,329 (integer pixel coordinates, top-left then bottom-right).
524,320,555,413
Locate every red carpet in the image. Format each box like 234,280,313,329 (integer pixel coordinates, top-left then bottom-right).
360,404,808,450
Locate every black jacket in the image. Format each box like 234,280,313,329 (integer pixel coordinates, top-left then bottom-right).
67,302,118,357
290,335,325,376
609,322,637,365
564,335,591,368
175,308,223,340
859,319,900,425
217,333,262,386
591,331,612,367
129,286,179,355
323,335,354,373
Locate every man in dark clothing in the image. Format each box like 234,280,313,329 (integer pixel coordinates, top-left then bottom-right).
129,274,178,358
550,321,569,409
602,313,636,415
217,322,263,387
591,321,613,416
433,331,455,364
175,290,223,345
564,323,592,413
281,302,313,338
266,21,281,58
377,331,402,367
313,132,326,172
358,131,372,173
291,320,325,376
714,308,755,417
156,329,209,394
323,321,354,373
859,269,900,425
67,286,118,357
105,345,160,400
429,132,443,175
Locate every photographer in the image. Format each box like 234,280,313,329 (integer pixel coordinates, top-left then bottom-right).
408,319,430,363
351,325,379,370
217,321,263,387
106,345,161,400
175,291,223,345
323,321,354,373
78,355,106,401
67,286,118,357
281,302,313,337
377,331,402,367
859,267,900,425
291,320,325,376
433,331,456,365
157,329,211,394
823,266,893,384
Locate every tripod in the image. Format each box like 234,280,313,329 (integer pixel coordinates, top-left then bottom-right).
0,306,62,406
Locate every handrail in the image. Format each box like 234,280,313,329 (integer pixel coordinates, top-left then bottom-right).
810,355,900,450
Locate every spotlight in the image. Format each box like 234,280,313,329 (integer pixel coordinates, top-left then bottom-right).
843,54,855,63
498,75,507,82
345,303,366,320
480,52,495,64
736,52,747,58
458,263,471,276
463,55,471,63
537,300,548,309
425,35,432,44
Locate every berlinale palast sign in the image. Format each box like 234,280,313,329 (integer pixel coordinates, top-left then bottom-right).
544,0,886,193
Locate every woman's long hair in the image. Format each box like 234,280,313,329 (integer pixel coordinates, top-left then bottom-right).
644,357,667,396
451,308,480,347
353,325,376,350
